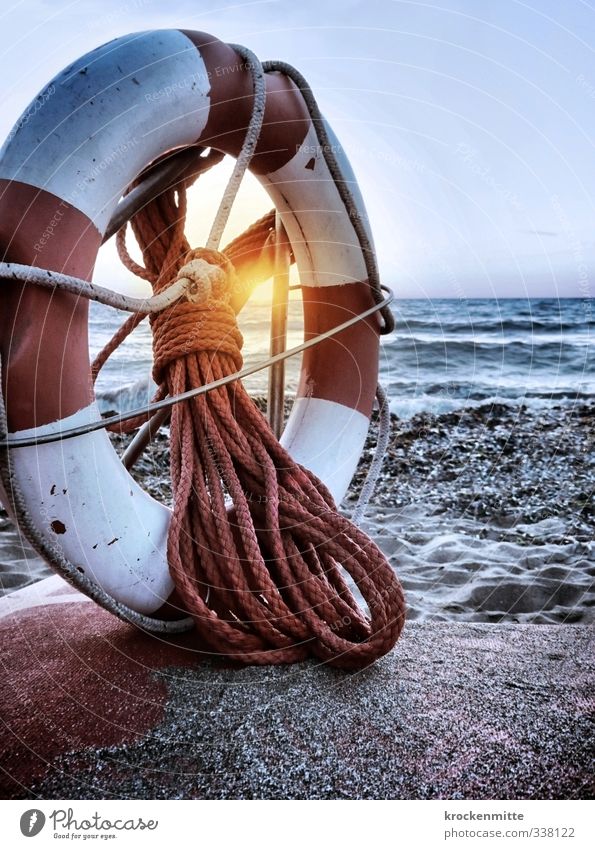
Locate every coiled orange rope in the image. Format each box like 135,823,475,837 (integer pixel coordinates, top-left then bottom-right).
95,178,405,669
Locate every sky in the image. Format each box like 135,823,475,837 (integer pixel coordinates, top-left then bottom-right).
1,0,594,299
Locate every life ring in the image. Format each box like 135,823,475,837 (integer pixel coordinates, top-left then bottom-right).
0,30,384,624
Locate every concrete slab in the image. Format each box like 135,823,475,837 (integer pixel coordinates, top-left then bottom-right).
1,577,592,799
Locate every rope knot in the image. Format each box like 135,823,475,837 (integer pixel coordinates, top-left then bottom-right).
179,248,239,304
177,258,223,304
151,248,243,385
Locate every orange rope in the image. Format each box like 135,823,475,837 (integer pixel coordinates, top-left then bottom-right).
99,180,406,668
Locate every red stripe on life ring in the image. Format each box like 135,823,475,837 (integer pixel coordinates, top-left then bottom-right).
300,283,380,417
0,180,99,430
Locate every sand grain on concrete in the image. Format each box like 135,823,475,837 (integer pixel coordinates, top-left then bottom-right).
28,622,594,800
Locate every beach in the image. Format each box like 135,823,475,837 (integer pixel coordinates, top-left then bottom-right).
2,400,593,627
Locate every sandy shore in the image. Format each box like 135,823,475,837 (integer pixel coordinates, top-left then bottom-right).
1,401,594,626
352,401,595,624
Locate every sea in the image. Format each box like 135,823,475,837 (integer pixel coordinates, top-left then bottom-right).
91,297,595,418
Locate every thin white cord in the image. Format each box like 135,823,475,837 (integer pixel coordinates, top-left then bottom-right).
1,289,393,448
351,383,391,525
0,45,267,631
1,47,391,519
206,45,266,250
0,262,190,313
0,42,393,631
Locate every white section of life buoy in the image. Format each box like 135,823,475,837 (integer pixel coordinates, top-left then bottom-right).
0,30,209,233
280,397,369,503
7,397,368,612
8,403,173,614
263,122,374,287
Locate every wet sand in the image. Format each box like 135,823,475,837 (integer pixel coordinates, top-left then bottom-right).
351,402,595,624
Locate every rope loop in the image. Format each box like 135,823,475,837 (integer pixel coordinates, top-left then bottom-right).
0,42,401,654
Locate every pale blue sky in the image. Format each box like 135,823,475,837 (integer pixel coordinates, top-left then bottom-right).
1,0,594,298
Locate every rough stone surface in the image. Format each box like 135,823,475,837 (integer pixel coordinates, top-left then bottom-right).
5,614,592,800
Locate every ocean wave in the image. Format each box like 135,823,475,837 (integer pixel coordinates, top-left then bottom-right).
383,332,593,346
387,391,594,418
91,298,594,420
390,317,595,333
96,377,157,416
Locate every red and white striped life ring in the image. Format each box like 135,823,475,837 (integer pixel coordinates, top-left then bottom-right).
0,30,383,621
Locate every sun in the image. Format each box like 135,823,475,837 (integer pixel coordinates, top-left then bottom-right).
185,156,301,308
95,153,303,306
